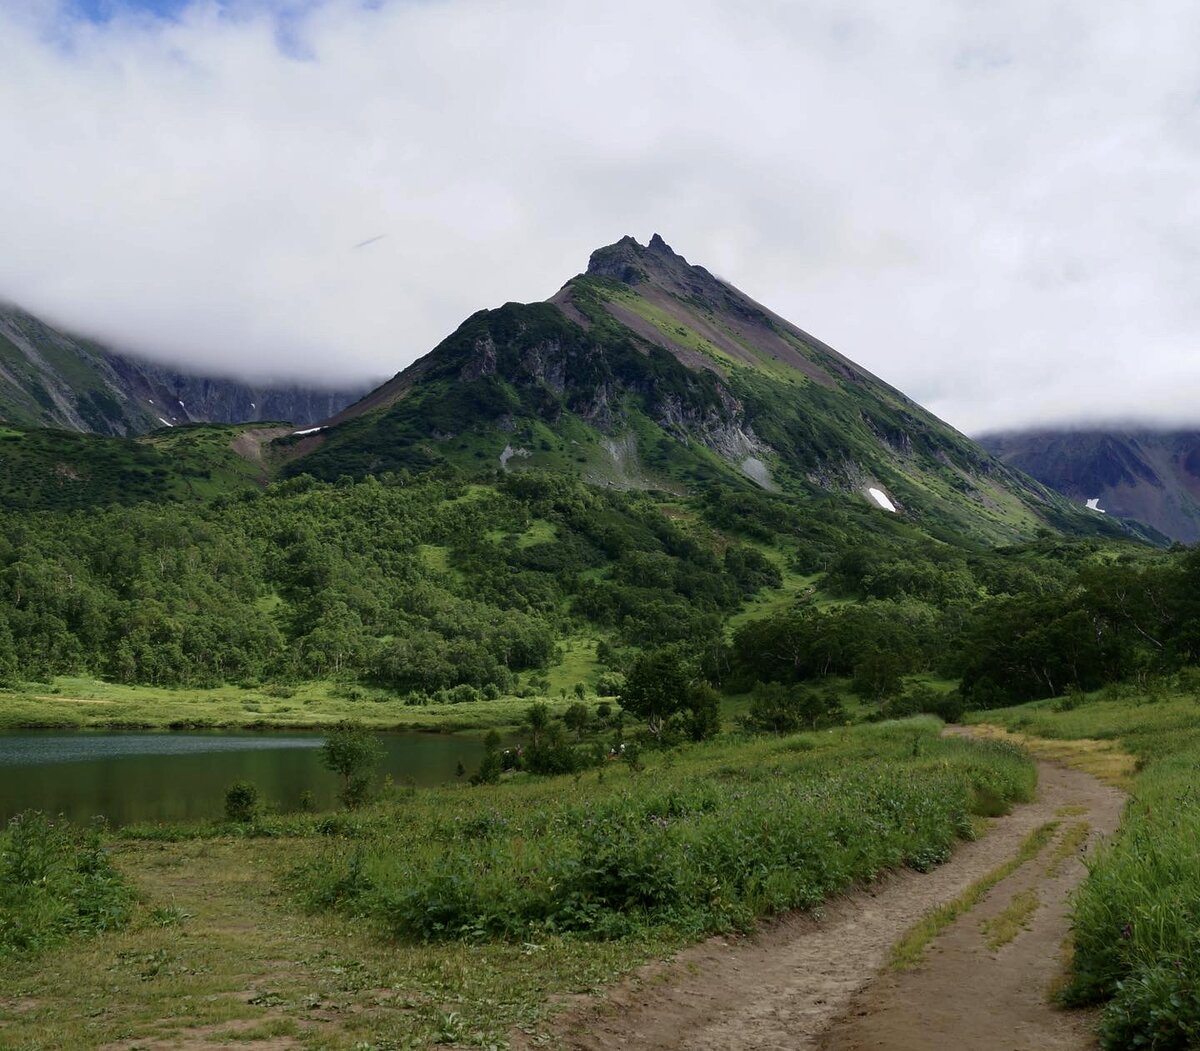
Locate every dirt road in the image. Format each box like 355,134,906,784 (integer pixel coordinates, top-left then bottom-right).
531,746,1124,1051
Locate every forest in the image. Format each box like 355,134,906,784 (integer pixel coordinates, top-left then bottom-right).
1,464,1195,723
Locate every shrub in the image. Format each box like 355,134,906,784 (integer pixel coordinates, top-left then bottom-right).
224,781,260,823
300,725,1035,947
0,812,132,959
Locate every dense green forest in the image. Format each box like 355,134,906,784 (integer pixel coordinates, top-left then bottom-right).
2,462,1195,724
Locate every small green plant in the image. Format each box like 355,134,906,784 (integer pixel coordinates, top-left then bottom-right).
224,781,259,823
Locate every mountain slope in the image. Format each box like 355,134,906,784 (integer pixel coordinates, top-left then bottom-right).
981,428,1200,543
289,235,1129,545
0,303,370,434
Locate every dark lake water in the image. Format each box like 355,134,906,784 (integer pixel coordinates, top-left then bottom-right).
0,730,487,825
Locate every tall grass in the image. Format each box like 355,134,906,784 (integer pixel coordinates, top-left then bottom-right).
973,688,1200,1049
295,720,1036,945
0,812,133,958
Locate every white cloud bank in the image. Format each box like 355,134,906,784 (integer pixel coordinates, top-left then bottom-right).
3,0,1200,430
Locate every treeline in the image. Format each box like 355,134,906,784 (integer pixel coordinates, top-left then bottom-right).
723,511,1200,709
0,472,773,692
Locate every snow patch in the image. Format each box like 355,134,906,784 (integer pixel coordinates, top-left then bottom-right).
292,426,322,436
157,417,173,428
867,487,897,513
1086,497,1106,514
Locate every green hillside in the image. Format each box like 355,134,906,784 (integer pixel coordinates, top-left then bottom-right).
0,423,274,511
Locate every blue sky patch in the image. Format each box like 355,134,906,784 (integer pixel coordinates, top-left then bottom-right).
72,0,195,22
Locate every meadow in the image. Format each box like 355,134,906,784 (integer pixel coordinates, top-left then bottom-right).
0,717,1035,1048
0,675,580,733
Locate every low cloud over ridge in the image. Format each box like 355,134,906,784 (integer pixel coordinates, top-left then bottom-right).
3,1,1200,430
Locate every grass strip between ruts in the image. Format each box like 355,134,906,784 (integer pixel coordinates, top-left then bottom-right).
889,820,1059,970
981,888,1040,950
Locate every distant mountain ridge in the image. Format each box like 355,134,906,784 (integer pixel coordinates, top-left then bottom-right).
980,428,1200,543
287,234,1136,545
0,303,371,434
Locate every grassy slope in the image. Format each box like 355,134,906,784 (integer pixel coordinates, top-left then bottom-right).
0,677,599,733
0,423,266,510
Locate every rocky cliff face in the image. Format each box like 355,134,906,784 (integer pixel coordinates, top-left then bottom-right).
0,304,370,434
981,428,1200,543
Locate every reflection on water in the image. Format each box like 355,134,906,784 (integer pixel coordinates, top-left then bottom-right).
0,730,485,825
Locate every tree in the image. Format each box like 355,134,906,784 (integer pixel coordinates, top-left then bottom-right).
523,702,552,746
619,646,692,738
619,646,721,742
563,701,591,737
745,682,845,733
319,721,383,808
851,651,906,703
470,729,502,786
685,682,722,741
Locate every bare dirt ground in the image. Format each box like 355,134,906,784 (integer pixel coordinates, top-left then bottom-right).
230,426,292,482
527,741,1125,1051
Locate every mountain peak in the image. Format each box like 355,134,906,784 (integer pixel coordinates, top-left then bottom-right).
585,233,691,285
647,232,674,254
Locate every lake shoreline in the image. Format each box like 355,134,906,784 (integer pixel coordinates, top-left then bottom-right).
0,675,593,735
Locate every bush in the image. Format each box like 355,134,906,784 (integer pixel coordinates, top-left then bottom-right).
224,781,260,823
300,725,1036,946
595,672,625,696
884,683,964,723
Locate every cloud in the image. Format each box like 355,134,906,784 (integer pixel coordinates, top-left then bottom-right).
2,0,1200,429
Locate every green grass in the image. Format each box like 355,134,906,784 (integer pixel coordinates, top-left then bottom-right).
297,719,1036,945
542,636,603,696
889,821,1058,970
0,677,586,732
1044,821,1090,879
981,888,1040,950
971,685,1200,1049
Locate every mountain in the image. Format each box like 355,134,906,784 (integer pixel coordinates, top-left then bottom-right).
0,303,371,434
980,428,1200,544
286,234,1131,545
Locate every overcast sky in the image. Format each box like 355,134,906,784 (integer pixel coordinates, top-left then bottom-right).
2,1,1199,433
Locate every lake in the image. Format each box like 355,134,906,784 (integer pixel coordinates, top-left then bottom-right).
0,730,488,825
